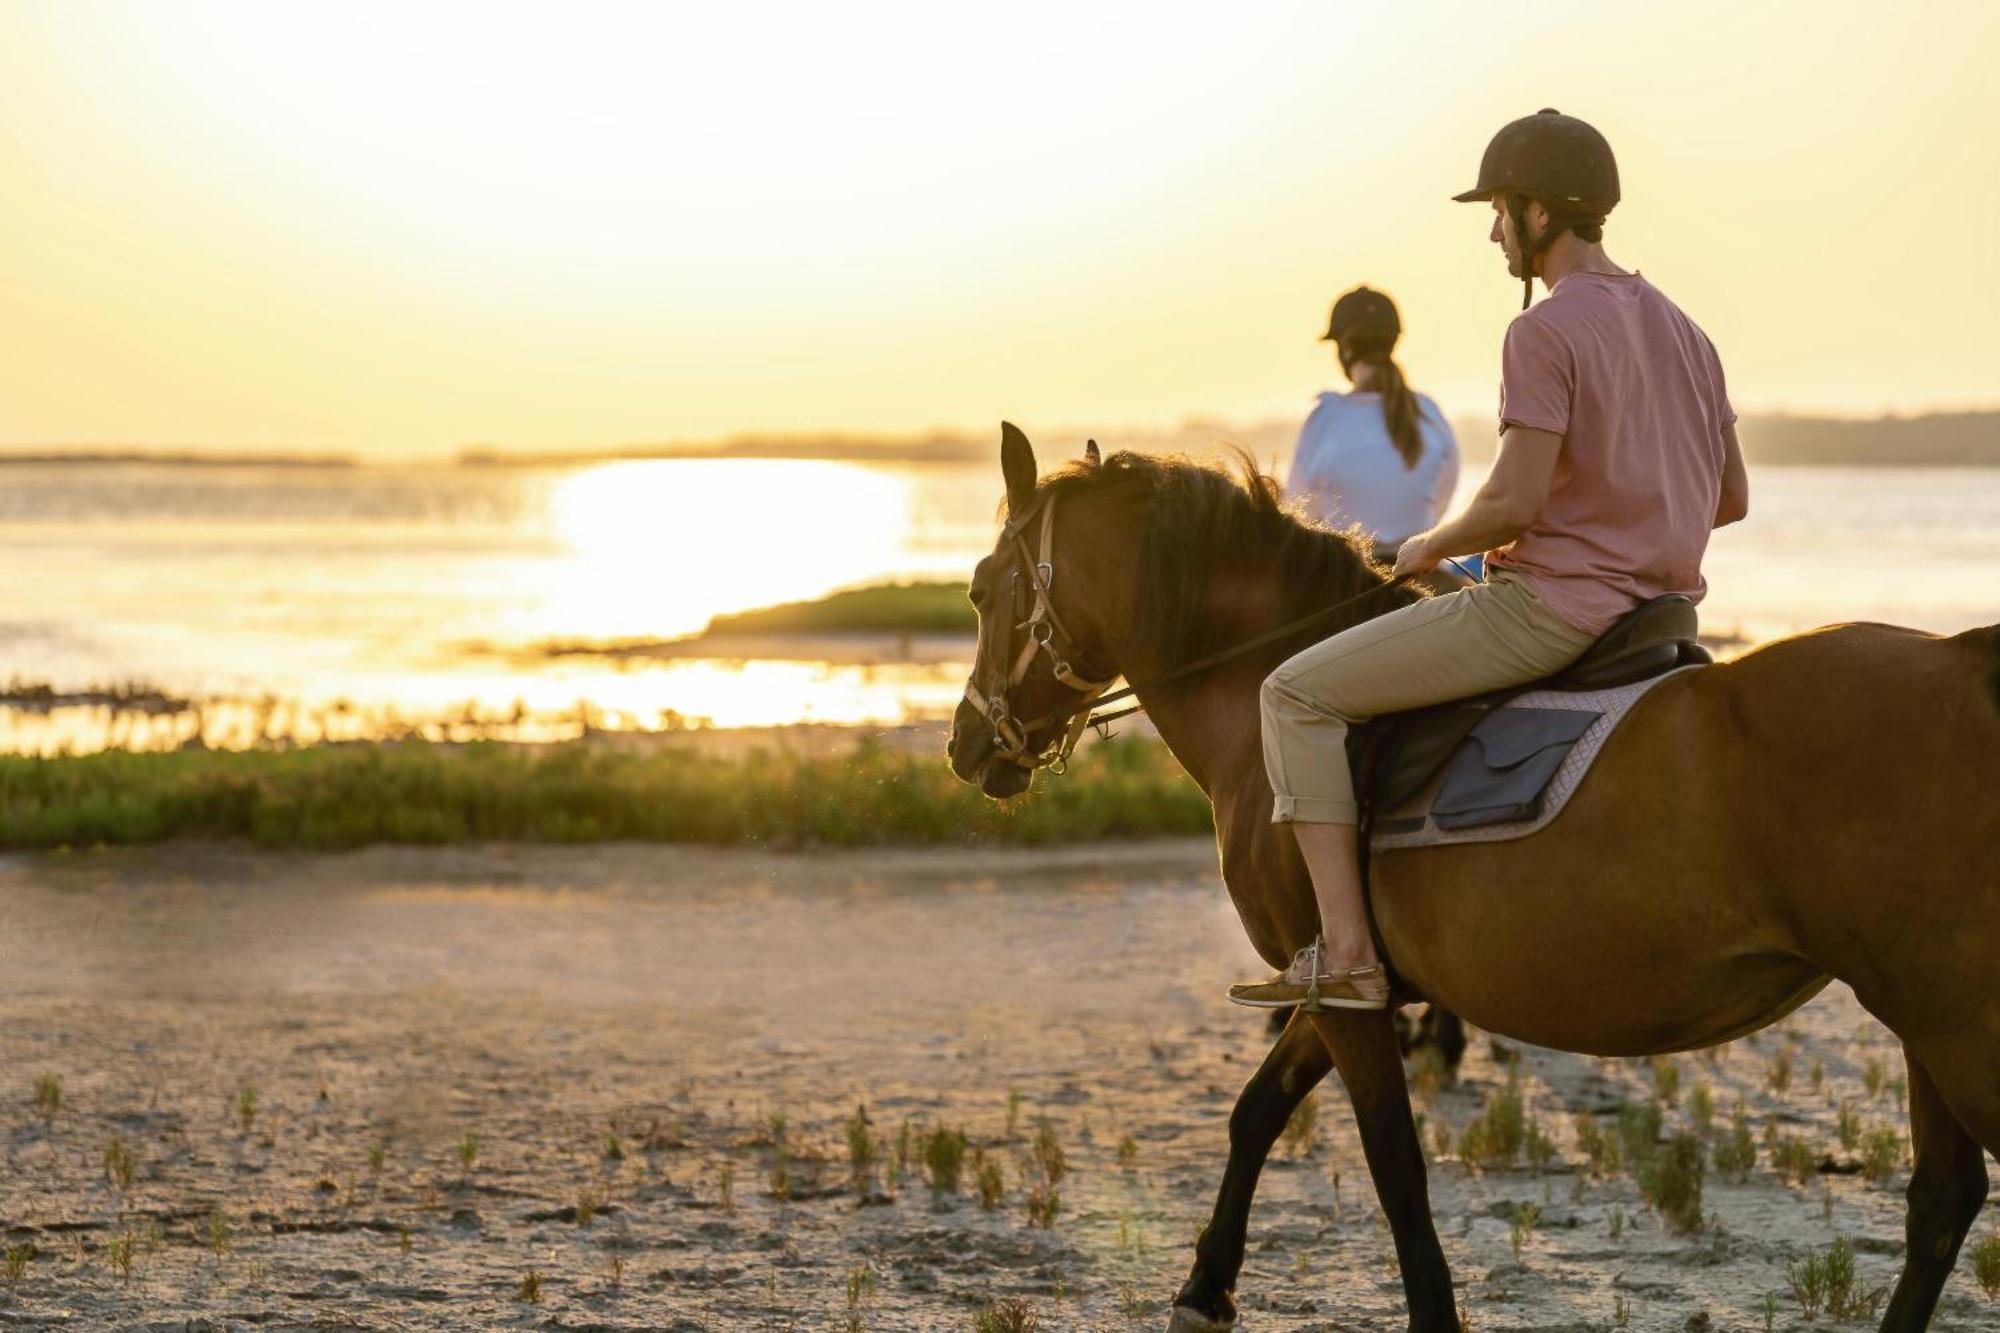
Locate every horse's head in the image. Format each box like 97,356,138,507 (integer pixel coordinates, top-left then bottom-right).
947,423,1134,798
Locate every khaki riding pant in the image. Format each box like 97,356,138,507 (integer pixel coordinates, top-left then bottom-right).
1261,573,1597,825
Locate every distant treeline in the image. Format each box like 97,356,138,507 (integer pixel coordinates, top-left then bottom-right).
1449,411,2000,467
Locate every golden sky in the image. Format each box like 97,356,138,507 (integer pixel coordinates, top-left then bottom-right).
2,1,1996,458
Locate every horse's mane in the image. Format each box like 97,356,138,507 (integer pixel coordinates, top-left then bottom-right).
1036,449,1390,670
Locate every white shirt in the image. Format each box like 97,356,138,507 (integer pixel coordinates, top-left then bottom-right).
1286,390,1460,548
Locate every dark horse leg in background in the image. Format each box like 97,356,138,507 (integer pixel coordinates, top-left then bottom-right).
1174,1012,1332,1328
1174,1009,1458,1332
1269,1002,1468,1072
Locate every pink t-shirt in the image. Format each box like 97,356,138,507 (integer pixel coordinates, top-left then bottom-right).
1486,271,1736,635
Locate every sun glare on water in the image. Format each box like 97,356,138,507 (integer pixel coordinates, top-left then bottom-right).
541,459,918,642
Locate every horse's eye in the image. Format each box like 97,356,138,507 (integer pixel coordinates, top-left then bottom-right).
968,582,986,607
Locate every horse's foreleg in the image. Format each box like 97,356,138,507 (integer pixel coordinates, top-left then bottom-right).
1307,1007,1458,1333
1169,1011,1332,1332
1879,1051,1989,1333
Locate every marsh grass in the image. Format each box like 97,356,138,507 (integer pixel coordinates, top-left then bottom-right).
974,1147,1004,1209
1638,1132,1705,1233
845,1105,876,1194
236,1085,258,1133
1863,1056,1886,1099
1774,1134,1817,1186
107,1232,136,1282
1767,1049,1794,1095
1970,1231,2000,1300
1282,1093,1318,1157
456,1130,480,1174
1574,1111,1618,1177
1836,1100,1861,1153
31,1074,60,1124
1712,1107,1756,1181
1457,1069,1527,1169
1859,1126,1901,1183
1648,1056,1680,1107
1788,1237,1884,1321
1116,1134,1137,1167
3,1243,33,1289
923,1126,967,1199
0,735,1210,850
1688,1083,1714,1138
974,1297,1038,1333
102,1136,135,1194
1508,1202,1541,1258
1615,1101,1663,1174
516,1268,543,1303
719,1161,735,1212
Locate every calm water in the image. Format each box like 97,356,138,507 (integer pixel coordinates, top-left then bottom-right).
3,458,1995,752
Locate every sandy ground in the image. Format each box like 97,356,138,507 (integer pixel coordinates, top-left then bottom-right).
0,839,1993,1332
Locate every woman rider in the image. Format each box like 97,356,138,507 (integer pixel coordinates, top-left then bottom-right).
1231,109,1750,1011
1288,286,1462,571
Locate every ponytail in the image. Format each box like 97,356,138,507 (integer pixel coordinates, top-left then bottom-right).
1367,355,1425,469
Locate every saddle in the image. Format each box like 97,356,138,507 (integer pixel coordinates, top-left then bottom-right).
1348,594,1712,821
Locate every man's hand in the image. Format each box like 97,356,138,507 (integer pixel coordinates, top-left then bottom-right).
1392,532,1436,579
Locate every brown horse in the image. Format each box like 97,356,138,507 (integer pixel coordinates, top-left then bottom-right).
947,426,2000,1333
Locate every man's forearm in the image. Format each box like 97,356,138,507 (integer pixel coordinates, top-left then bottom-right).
1423,491,1533,558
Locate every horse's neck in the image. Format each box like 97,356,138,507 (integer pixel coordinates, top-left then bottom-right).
1131,559,1408,801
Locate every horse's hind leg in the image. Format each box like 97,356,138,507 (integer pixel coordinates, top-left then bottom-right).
1879,1051,1989,1333
1171,1010,1332,1332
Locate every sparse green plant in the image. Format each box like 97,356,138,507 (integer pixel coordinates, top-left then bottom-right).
719,1160,735,1212
1639,1132,1705,1233
1809,1059,1825,1094
602,1131,625,1163
206,1214,229,1260
1609,1204,1625,1240
923,1125,967,1198
368,1142,387,1175
2,1243,33,1289
974,1148,1004,1209
31,1074,60,1124
1283,1092,1318,1157
1613,1292,1629,1327
1789,1236,1884,1321
1458,1068,1527,1168
974,1297,1038,1332
1767,1048,1793,1095
846,1261,877,1310
1775,1134,1817,1186
108,1231,136,1281
768,1143,792,1201
766,1111,787,1146
1575,1110,1619,1177
516,1268,543,1303
1005,1089,1023,1141
1615,1099,1663,1173
607,1248,625,1290
894,1120,914,1181
1509,1202,1541,1257
1863,1055,1886,1099
575,1184,606,1225
1837,1099,1861,1152
237,1085,258,1132
1688,1083,1714,1137
102,1135,135,1193
846,1105,876,1192
1525,1115,1556,1173
398,1224,413,1254
1713,1106,1756,1180
456,1129,479,1172
1430,1119,1452,1161
1969,1231,2000,1300
1888,1074,1907,1110
1116,1133,1137,1166
1860,1126,1901,1183
1648,1056,1681,1106
1031,1119,1068,1187
1763,1290,1778,1333
1025,1183,1062,1229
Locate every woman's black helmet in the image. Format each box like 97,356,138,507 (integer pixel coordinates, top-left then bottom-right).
1455,109,1619,308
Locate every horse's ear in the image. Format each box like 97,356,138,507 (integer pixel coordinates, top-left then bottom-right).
1000,421,1037,517
1084,438,1100,467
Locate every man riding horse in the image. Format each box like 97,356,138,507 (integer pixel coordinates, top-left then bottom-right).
1230,108,1751,1012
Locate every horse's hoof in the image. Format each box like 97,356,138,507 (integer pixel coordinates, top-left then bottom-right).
1167,1306,1235,1333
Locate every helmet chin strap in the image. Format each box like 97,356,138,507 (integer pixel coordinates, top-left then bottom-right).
1506,192,1570,311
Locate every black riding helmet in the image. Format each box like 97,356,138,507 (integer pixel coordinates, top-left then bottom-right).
1454,109,1619,309
1320,286,1400,374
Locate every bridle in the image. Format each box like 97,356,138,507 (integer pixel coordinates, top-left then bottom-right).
961,487,1115,773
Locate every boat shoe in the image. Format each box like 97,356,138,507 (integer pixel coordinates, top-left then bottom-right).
1227,937,1389,1011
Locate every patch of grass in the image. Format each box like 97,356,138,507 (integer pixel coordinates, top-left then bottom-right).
1509,1202,1541,1257
1575,1111,1619,1177
718,1161,735,1212
574,1185,607,1226
704,580,976,637
1648,1056,1680,1107
2,1243,33,1289
1859,1126,1901,1184
456,1129,480,1172
602,1132,625,1164
0,735,1213,850
1788,1237,1883,1321
1615,1100,1663,1173
1004,1090,1023,1141
1115,1133,1137,1167
516,1268,543,1303
1688,1083,1714,1137
236,1085,258,1133
1863,1055,1886,1099
1970,1231,2000,1300
923,1125,967,1198
846,1105,877,1194
1031,1119,1068,1188
107,1231,136,1282
1639,1132,1705,1233
1524,1115,1556,1174
974,1148,1004,1209
31,1074,60,1123
205,1214,229,1261
1766,1049,1793,1095
974,1297,1039,1333
1836,1099,1861,1152
1809,1059,1825,1095
1712,1106,1756,1181
1457,1069,1527,1169
1774,1134,1817,1186
102,1136,136,1193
